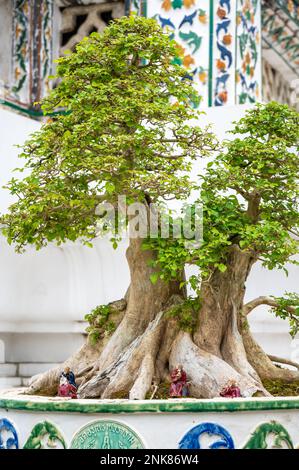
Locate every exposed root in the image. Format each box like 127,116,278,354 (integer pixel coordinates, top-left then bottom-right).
78,295,184,399
78,310,165,399
268,355,299,371
154,296,184,382
26,298,127,396
170,332,268,398
221,306,261,383
129,354,155,400
243,327,299,383
26,339,103,396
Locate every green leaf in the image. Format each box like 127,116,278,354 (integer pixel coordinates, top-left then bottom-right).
150,273,159,284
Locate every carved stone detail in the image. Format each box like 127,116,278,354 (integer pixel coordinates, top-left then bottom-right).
60,2,125,54
262,57,299,111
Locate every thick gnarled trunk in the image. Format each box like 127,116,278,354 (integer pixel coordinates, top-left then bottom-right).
93,237,182,372
171,246,267,397
27,243,298,399
28,236,183,397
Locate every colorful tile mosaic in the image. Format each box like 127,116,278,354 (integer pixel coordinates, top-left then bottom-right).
179,422,235,449
70,420,145,449
236,0,261,104
213,0,236,106
11,0,54,107
129,0,210,107
262,0,299,77
243,421,294,449
7,0,265,112
130,1,263,107
12,0,31,103
2,396,299,450
0,418,19,449
23,421,66,449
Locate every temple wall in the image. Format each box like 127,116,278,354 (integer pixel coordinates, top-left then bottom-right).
130,0,262,107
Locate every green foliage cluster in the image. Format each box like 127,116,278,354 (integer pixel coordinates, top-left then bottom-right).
270,292,299,338
1,16,298,340
85,304,116,344
146,102,299,284
1,15,215,252
166,297,200,332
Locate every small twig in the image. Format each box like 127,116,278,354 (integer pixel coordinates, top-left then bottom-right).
150,384,158,400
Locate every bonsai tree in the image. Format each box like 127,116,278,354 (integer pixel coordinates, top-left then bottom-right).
144,100,299,398
1,15,216,398
2,16,299,399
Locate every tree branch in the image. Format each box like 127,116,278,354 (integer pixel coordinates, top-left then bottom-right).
243,296,296,315
267,354,299,371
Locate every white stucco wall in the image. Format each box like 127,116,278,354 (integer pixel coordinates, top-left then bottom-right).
0,105,298,368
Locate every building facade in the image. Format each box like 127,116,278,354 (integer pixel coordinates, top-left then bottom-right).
0,0,298,115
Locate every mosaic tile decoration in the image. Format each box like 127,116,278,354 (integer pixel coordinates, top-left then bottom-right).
8,0,264,111
235,0,261,104
0,418,19,449
70,420,145,449
212,0,236,106
23,421,67,449
129,0,211,107
11,0,54,107
12,0,31,103
179,422,235,449
243,421,294,449
262,0,299,78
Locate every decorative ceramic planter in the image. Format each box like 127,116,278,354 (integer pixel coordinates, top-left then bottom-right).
0,391,299,449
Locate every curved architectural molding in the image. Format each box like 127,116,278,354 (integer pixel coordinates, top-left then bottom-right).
2,394,299,414
179,422,235,449
243,421,294,449
23,420,67,449
0,418,19,449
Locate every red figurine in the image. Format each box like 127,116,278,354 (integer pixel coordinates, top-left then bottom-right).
170,364,190,397
220,380,241,398
58,366,77,399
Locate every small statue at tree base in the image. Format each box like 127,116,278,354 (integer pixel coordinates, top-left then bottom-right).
170,364,190,398
220,380,241,398
58,366,77,399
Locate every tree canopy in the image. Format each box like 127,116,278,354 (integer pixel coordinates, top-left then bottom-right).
1,15,215,251
148,102,299,276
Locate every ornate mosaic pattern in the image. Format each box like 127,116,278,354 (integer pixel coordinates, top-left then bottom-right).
130,1,264,107
11,0,54,106
11,0,31,102
213,0,236,106
41,0,54,99
263,57,299,111
60,2,125,54
243,421,294,449
262,0,299,78
129,0,210,107
2,404,299,449
7,0,266,112
179,422,235,449
23,421,66,449
236,0,261,104
70,420,145,449
0,418,19,449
